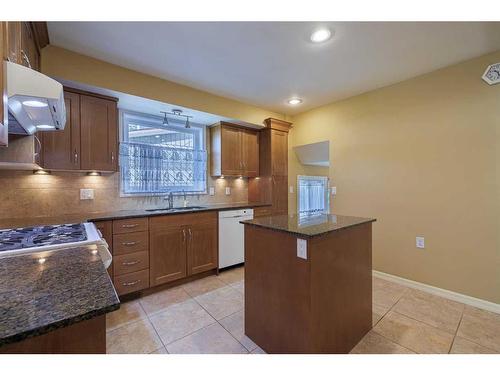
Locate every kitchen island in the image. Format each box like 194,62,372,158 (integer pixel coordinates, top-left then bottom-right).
241,213,376,354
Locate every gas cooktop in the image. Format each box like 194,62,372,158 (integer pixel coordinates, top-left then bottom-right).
0,224,87,252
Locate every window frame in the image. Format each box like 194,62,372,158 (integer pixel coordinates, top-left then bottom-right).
119,110,207,197
296,175,330,215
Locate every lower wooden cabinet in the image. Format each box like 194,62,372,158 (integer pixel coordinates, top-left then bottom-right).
94,220,113,279
149,225,187,286
149,211,218,287
114,269,149,296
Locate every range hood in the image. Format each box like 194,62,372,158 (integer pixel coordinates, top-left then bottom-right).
293,140,330,167
6,61,66,135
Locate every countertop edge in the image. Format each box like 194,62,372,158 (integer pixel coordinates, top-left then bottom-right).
0,302,120,348
241,218,377,238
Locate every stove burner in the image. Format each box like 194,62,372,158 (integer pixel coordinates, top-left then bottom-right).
0,224,87,252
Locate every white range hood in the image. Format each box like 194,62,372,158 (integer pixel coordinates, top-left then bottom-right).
6,61,66,135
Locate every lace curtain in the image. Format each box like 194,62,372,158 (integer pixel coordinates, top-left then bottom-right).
298,175,329,215
120,142,207,194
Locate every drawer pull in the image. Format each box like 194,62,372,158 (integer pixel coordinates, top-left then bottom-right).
122,260,140,266
122,241,139,246
122,224,139,228
122,280,140,286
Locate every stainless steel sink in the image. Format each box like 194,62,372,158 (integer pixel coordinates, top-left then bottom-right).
145,206,206,212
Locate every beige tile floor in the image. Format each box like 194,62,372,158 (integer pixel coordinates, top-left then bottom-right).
106,266,500,354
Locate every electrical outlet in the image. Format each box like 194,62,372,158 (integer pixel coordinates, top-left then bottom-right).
289,185,294,193
209,187,215,196
331,186,337,195
225,187,231,195
80,188,94,200
297,239,307,259
416,236,425,249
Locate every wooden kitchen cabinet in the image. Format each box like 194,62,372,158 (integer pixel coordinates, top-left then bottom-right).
187,215,218,275
41,91,81,170
1,23,7,146
80,94,118,171
149,225,187,286
41,89,118,172
20,22,39,71
248,118,292,215
149,212,218,286
210,122,259,177
93,220,113,278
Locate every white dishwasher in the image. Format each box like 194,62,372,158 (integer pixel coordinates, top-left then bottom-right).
218,208,254,269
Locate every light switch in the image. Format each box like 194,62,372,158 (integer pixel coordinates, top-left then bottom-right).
209,187,215,196
225,187,231,195
331,186,337,195
80,188,94,200
289,185,294,193
297,239,307,259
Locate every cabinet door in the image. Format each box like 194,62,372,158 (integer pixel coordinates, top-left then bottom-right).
42,91,81,170
272,175,288,215
242,130,259,177
271,129,288,176
187,219,217,276
0,23,7,146
149,226,187,286
6,22,20,64
220,125,242,176
80,95,118,171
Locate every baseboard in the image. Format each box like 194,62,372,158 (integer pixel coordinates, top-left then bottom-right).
372,270,500,314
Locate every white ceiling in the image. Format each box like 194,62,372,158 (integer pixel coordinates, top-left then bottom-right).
47,22,500,115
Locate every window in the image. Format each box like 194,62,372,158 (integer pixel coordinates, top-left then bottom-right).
297,175,330,215
120,111,207,195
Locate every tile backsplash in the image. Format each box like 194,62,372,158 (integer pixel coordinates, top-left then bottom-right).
0,170,248,220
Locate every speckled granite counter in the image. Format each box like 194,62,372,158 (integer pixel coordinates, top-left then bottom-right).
0,246,119,347
0,202,270,229
241,214,376,238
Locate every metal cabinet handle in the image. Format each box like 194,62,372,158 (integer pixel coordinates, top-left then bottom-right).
122,260,140,266
74,149,78,164
122,224,139,228
111,151,115,162
122,241,139,246
182,229,186,242
20,50,32,69
122,280,140,286
188,228,192,239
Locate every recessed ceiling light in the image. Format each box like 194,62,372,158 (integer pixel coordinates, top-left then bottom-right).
310,28,332,43
287,98,303,105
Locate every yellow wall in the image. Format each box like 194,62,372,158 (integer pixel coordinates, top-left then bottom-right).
289,51,500,304
41,45,284,125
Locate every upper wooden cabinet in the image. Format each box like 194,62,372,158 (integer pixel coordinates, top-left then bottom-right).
42,91,81,170
80,94,118,171
41,89,118,172
1,23,7,146
210,122,259,177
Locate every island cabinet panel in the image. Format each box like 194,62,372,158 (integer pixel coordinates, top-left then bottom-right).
41,91,81,170
149,224,187,286
80,94,118,172
244,221,373,354
210,122,259,177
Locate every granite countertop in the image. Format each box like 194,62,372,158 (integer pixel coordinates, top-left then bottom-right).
0,202,271,229
241,213,376,238
87,202,270,222
0,245,119,347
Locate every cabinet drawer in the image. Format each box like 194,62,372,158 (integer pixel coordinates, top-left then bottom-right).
113,231,148,255
113,251,149,276
113,269,149,296
150,211,217,231
113,217,148,234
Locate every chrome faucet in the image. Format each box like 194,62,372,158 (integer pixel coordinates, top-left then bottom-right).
164,191,174,209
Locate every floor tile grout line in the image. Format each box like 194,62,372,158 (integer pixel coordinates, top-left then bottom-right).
448,303,466,354
387,309,460,336
365,331,417,354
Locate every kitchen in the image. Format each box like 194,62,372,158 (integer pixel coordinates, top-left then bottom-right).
0,8,499,370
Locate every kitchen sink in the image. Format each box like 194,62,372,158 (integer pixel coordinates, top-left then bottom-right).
145,206,206,212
